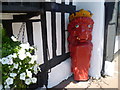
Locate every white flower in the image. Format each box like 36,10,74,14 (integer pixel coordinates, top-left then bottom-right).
7,55,13,65
18,49,26,60
0,84,3,89
7,55,12,60
18,49,26,54
1,58,9,64
12,53,17,58
25,78,31,85
10,73,17,78
31,77,37,83
18,53,26,60
30,46,34,49
33,64,40,74
11,36,18,42
5,85,10,88
29,55,37,64
26,52,32,57
8,59,13,65
13,63,18,69
33,64,38,74
20,43,30,50
26,70,32,78
20,72,26,80
5,77,13,85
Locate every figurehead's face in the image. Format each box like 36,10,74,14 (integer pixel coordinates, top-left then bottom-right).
68,17,94,42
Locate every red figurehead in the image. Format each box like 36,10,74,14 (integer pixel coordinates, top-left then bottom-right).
68,9,94,81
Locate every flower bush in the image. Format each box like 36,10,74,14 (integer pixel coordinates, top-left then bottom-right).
0,28,40,89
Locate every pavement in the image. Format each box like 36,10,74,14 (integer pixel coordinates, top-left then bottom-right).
53,50,120,89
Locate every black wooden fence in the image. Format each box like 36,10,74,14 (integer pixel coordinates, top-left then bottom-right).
2,2,76,89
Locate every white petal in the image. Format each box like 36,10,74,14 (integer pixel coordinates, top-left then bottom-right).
26,52,32,57
31,77,37,83
10,73,17,78
26,71,32,78
18,54,26,60
13,63,18,69
20,72,26,80
12,53,17,58
20,43,30,50
8,59,13,65
18,49,25,55
1,58,9,64
25,78,31,85
6,77,13,85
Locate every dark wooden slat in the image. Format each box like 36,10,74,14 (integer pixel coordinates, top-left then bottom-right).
61,12,66,54
2,2,75,13
2,5,42,13
40,11,49,88
13,13,40,21
41,11,48,64
2,21,13,37
2,19,41,23
51,11,57,57
26,22,34,46
44,2,76,13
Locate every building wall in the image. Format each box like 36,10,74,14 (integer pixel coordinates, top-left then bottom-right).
2,0,105,88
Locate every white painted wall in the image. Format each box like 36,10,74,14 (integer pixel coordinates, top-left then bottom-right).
73,0,105,78
48,58,72,88
114,35,120,53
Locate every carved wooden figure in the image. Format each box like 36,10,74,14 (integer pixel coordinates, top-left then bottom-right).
68,9,94,81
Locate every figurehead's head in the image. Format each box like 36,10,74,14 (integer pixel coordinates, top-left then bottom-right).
68,9,94,43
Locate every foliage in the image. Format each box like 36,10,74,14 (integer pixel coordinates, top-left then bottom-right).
0,28,40,89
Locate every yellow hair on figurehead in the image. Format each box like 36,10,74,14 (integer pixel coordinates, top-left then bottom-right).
69,9,93,22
